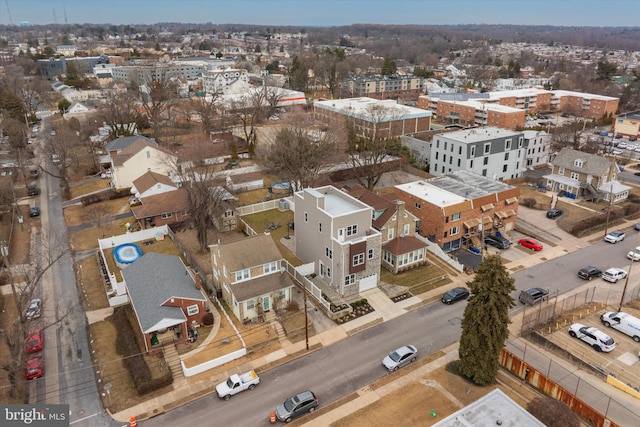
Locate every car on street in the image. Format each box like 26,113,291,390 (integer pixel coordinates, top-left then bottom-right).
630,136,638,142
568,323,616,352
611,150,623,155
635,223,640,231
518,287,549,305
602,267,627,283
578,266,601,280
546,208,563,219
441,287,470,304
628,246,640,261
275,390,318,423
382,345,418,371
26,298,41,320
635,173,640,177
518,238,543,251
25,328,44,353
604,230,625,243
29,207,41,217
25,354,44,380
483,235,510,249
27,185,39,196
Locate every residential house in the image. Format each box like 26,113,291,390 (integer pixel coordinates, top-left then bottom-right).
121,252,208,353
394,171,520,252
210,234,295,322
109,137,177,189
430,127,526,180
131,171,179,200
522,130,551,168
543,147,629,202
347,185,427,274
131,188,191,229
293,186,382,297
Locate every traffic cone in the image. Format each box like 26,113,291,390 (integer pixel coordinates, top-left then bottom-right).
269,412,276,424
129,416,137,427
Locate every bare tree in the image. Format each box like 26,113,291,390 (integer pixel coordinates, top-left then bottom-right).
262,114,340,192
527,396,580,427
83,205,112,238
2,235,70,399
99,90,142,138
346,105,401,190
226,88,271,156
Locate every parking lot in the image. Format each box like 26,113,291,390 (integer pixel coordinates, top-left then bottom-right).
544,307,640,390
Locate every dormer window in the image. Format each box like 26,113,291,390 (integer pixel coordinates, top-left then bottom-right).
574,159,583,167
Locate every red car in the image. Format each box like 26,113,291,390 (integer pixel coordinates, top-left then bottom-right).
25,328,44,353
518,238,543,251
25,354,44,380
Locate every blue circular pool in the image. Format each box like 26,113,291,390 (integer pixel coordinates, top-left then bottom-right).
114,243,143,266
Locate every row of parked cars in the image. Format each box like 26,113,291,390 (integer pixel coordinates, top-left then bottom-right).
25,298,44,381
568,311,640,354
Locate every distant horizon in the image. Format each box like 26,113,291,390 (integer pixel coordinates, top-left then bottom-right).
3,0,640,28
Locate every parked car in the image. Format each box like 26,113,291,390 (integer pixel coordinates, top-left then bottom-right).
517,238,543,251
546,209,563,219
382,345,418,371
568,323,616,352
25,354,44,380
27,185,39,196
484,235,510,249
578,265,601,280
628,246,640,261
600,312,640,342
441,287,470,304
275,390,319,423
26,298,41,320
518,288,549,305
611,150,623,155
216,370,260,400
25,328,44,353
29,207,40,217
630,136,638,142
635,223,640,231
604,230,625,243
602,267,627,283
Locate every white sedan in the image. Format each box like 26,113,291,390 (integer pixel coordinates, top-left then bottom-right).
604,230,625,244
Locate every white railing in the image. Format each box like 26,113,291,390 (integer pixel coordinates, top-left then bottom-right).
414,234,464,272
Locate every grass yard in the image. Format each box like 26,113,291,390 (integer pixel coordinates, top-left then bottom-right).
77,255,109,311
69,178,111,200
63,197,131,227
241,209,300,266
380,263,451,296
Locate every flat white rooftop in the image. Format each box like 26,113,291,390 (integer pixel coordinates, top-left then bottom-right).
303,186,370,217
395,181,467,208
438,98,522,114
437,127,522,144
314,97,432,121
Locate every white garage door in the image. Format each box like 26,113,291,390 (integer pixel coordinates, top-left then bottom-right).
359,274,378,292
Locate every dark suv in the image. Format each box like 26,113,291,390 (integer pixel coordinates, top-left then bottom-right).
578,265,601,280
484,235,510,249
519,287,549,306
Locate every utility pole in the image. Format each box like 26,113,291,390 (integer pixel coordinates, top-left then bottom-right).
603,185,614,237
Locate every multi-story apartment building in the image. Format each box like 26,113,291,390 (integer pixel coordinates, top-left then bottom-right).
111,61,205,82
552,90,618,119
294,186,382,297
341,74,423,100
37,55,110,79
313,97,432,139
430,127,526,180
522,130,552,168
202,68,249,95
394,171,520,252
420,95,525,130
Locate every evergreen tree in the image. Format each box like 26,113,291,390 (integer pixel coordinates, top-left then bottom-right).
458,255,515,385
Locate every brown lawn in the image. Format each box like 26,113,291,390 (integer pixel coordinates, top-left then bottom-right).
69,179,111,200
78,255,109,311
64,197,131,227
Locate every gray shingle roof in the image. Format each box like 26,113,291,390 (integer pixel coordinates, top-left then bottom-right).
122,252,205,333
551,148,613,177
105,135,157,153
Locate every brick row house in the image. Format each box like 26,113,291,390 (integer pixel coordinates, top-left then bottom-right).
346,184,427,274
294,186,382,298
394,171,520,252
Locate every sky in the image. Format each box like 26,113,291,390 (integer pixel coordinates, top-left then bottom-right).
2,0,639,28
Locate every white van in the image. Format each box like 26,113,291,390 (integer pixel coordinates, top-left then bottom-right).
600,312,640,342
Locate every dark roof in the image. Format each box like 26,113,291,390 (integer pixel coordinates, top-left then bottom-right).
131,188,191,219
122,253,205,333
346,184,397,230
105,135,157,153
231,271,295,302
382,236,427,255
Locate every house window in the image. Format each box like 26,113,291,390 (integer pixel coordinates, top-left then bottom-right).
484,143,491,154
435,152,439,160
459,146,462,155
570,172,579,180
415,202,421,209
504,152,509,161
325,247,333,259
443,154,447,163
388,228,394,240
304,212,308,222
483,157,489,165
318,222,322,232
264,261,277,274
247,299,255,310
326,267,331,277
353,253,364,266
235,269,249,282
503,165,508,172
403,224,410,235
161,212,172,219
346,224,358,236
470,146,476,157
482,169,487,177
574,159,583,167
505,139,511,150
187,304,199,316
146,150,151,159
518,137,523,148
457,159,461,167
451,212,461,221
368,248,374,259
344,274,355,286
558,167,565,175
450,226,460,236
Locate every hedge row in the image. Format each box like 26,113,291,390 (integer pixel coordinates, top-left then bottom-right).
112,307,173,395
81,188,131,206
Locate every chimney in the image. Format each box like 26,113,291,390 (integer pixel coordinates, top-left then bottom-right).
194,272,201,290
